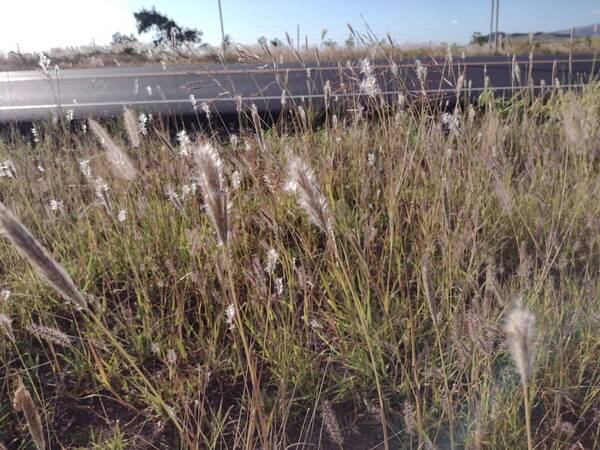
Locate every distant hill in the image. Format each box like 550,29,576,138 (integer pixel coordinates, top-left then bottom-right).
485,23,599,41
555,24,600,38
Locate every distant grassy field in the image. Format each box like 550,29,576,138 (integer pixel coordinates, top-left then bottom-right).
0,76,599,449
2,36,600,71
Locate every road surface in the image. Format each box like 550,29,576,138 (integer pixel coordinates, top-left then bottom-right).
0,54,598,122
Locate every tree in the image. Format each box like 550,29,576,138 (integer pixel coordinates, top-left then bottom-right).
322,39,338,49
345,34,355,48
471,32,486,46
270,38,283,47
112,32,137,45
134,7,202,47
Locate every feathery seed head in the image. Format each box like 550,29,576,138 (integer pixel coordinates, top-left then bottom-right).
138,113,148,136
403,401,417,436
264,248,279,273
201,102,211,119
0,202,87,310
442,111,460,134
360,58,373,77
274,277,284,296
177,130,192,156
123,108,141,148
324,80,332,103
251,103,260,130
13,379,46,450
49,199,63,212
194,143,224,189
0,314,14,342
309,317,323,329
225,303,236,329
165,186,183,212
280,89,287,106
513,61,521,84
455,73,465,98
367,152,376,167
94,177,111,212
26,323,71,347
230,170,241,191
180,182,197,200
359,58,380,97
297,105,307,128
88,119,136,181
79,159,92,178
504,300,536,384
166,348,177,365
0,160,16,179
194,142,229,246
322,401,344,445
285,154,332,234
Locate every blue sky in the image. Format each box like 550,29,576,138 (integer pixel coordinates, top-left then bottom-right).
1,0,599,52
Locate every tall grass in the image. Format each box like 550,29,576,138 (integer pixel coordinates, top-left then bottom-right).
0,80,599,449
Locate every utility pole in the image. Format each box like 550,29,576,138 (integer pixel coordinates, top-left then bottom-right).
489,0,495,49
217,0,226,58
495,0,500,51
297,25,300,51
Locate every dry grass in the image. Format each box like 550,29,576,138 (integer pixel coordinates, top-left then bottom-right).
0,73,599,450
13,379,46,450
2,36,600,71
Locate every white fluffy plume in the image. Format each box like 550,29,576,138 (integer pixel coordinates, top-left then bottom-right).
284,154,332,234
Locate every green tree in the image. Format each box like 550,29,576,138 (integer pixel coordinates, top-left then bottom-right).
322,39,338,49
134,7,202,47
345,34,355,48
112,32,137,45
471,32,486,46
270,38,283,47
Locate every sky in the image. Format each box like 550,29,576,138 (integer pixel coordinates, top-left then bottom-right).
0,0,599,53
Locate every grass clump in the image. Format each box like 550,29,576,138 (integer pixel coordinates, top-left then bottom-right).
0,85,599,449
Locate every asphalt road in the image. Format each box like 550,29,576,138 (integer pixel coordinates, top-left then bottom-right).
0,54,598,122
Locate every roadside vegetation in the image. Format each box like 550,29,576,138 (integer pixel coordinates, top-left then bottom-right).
2,27,600,72
0,62,599,449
